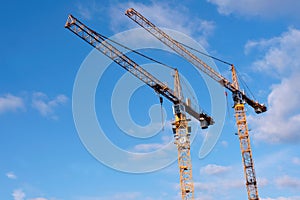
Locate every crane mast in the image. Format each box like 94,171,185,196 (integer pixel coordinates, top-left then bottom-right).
173,70,194,199
65,14,214,200
125,8,265,200
232,66,259,200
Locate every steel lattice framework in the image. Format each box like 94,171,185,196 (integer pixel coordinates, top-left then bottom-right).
65,14,215,200
173,70,194,199
65,14,214,127
235,104,259,200
125,8,266,114
125,8,266,200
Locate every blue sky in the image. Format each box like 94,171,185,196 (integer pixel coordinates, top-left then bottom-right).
1,0,300,200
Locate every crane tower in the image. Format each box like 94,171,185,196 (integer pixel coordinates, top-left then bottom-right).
125,8,266,200
65,14,214,200
173,70,194,199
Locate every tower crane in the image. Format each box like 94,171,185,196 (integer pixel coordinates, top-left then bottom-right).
125,8,267,200
65,14,214,200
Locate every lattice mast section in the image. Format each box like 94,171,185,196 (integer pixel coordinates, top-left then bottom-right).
172,70,194,200
232,66,259,200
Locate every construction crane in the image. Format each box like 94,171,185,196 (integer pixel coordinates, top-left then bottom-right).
65,14,214,200
125,8,267,200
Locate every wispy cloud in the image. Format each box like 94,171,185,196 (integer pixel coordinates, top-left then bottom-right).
200,164,231,175
12,189,25,200
244,37,281,55
32,92,68,119
220,140,228,148
247,28,300,76
28,198,48,200
0,94,24,114
249,74,300,143
292,157,300,165
207,0,300,19
246,28,300,144
0,92,68,119
6,171,17,179
191,162,245,197
192,174,268,199
194,178,244,193
193,152,274,199
109,1,215,47
133,143,165,152
132,135,172,153
75,192,142,200
261,196,300,200
75,0,103,20
275,175,300,190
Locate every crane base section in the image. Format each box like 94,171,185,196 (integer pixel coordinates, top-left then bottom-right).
234,103,259,200
172,105,194,200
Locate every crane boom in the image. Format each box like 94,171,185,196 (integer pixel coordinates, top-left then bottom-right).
125,8,266,114
65,14,213,127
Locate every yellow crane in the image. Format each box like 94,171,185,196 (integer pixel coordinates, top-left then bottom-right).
65,14,214,200
125,8,267,200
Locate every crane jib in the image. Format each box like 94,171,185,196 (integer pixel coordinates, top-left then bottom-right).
65,14,214,128
125,8,267,114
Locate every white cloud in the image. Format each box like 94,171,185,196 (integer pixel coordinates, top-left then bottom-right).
75,0,103,20
194,195,214,200
292,157,300,165
12,189,25,200
109,192,141,200
220,140,228,147
76,4,92,20
194,178,243,193
200,164,231,175
248,28,300,76
28,198,48,200
6,171,17,179
192,166,269,199
109,1,215,47
275,175,300,190
75,192,142,200
32,92,68,119
207,0,300,18
193,154,271,198
0,94,24,114
194,181,216,193
133,135,172,152
133,143,164,152
244,37,280,55
0,92,68,118
261,197,300,200
246,28,300,144
258,177,269,187
249,74,300,143
194,163,245,194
